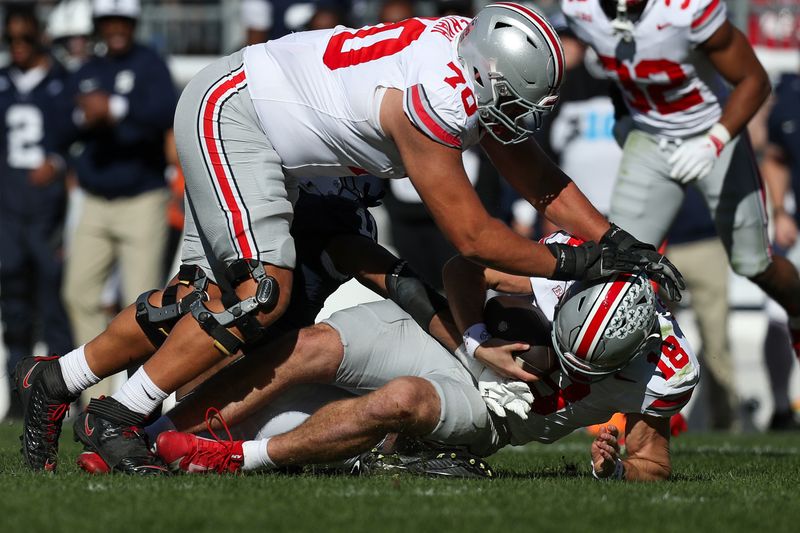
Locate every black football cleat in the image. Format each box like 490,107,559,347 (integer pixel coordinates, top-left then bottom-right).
14,355,76,472
73,397,169,476
352,436,495,479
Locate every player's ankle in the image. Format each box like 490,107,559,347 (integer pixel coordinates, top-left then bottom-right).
242,439,275,471
58,345,100,396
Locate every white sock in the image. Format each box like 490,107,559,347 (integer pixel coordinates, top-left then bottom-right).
145,415,177,443
58,345,100,395
111,367,168,416
242,438,275,471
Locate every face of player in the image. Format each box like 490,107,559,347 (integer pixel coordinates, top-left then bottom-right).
97,16,136,56
4,17,42,70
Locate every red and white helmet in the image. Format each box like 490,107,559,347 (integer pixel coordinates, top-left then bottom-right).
551,272,660,383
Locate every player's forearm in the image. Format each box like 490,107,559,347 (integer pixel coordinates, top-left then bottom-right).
442,256,490,335
453,217,558,277
622,457,672,481
718,74,770,139
761,148,791,216
539,181,610,242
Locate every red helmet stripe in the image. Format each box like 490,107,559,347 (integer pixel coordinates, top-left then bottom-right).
490,2,564,89
574,278,629,359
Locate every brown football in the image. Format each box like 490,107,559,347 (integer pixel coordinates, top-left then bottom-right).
483,294,558,377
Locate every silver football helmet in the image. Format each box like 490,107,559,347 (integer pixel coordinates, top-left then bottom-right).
457,2,564,144
552,272,660,383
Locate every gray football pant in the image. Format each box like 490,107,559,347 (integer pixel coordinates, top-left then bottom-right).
174,49,297,287
610,129,771,278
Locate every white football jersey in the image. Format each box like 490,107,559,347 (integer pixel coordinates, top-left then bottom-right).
498,231,700,445
242,16,480,180
562,0,728,138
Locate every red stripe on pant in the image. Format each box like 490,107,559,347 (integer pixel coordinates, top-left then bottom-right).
201,70,252,258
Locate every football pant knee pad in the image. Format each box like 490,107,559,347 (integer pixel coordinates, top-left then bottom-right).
385,260,449,334
190,259,279,356
135,264,210,348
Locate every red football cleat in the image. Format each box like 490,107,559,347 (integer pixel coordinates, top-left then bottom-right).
155,408,243,474
76,451,111,474
155,431,244,474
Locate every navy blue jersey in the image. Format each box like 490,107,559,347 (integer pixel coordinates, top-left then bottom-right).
64,43,176,198
768,73,800,226
0,61,71,217
262,184,378,337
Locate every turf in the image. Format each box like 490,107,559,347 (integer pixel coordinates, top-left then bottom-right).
0,421,798,533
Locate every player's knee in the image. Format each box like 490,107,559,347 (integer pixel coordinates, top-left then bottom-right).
743,256,775,282
253,277,292,327
366,377,440,432
289,323,343,376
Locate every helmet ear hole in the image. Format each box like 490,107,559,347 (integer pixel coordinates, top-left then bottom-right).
577,296,587,311
473,68,484,87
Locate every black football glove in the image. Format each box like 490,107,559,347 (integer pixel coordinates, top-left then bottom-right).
547,241,619,281
599,223,686,301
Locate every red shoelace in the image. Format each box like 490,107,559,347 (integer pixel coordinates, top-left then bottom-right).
188,407,242,473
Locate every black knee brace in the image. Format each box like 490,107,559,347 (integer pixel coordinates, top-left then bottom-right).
385,260,449,333
190,259,279,356
135,264,210,348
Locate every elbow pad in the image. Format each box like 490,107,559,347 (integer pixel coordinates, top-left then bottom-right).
385,260,449,333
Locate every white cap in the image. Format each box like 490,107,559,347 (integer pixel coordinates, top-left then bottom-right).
241,0,273,31
92,0,141,19
48,0,93,39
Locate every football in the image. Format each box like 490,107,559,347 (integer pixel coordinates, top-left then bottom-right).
483,294,558,376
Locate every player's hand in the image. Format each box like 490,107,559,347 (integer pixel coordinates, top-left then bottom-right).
668,125,729,183
78,91,111,126
591,424,621,478
28,157,60,187
600,224,685,301
475,338,540,383
774,211,798,250
477,367,534,420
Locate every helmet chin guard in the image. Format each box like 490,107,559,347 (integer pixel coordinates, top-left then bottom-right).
457,2,564,144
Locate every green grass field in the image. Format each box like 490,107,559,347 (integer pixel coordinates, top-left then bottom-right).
1,421,798,533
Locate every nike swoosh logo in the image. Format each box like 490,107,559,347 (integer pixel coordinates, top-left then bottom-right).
22,362,40,389
44,459,56,472
84,416,94,437
656,23,671,30
143,387,156,401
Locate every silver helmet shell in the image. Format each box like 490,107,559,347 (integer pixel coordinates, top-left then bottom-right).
552,273,660,383
457,2,564,144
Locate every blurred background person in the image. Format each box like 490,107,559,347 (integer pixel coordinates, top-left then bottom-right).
61,0,176,400
46,0,94,72
665,190,739,432
242,0,273,45
0,2,74,419
761,68,800,430
378,0,415,23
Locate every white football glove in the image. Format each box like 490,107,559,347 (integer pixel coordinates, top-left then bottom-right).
668,123,730,183
478,367,534,420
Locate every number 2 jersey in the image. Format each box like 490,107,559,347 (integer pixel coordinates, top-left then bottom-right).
502,232,700,445
0,62,70,216
562,0,728,138
242,16,480,179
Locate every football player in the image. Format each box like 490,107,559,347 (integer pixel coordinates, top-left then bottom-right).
16,3,684,474
151,232,697,481
560,0,800,358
